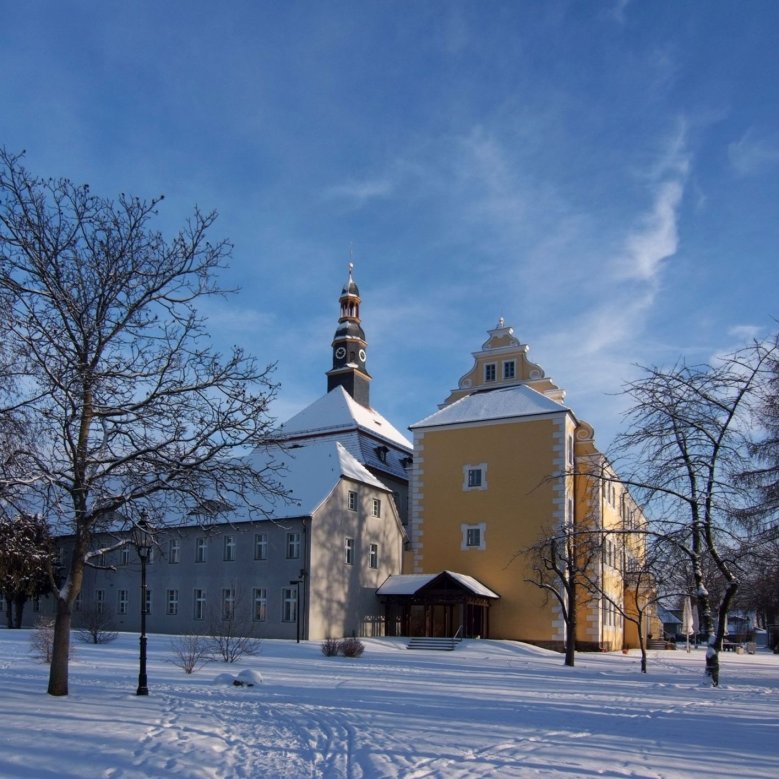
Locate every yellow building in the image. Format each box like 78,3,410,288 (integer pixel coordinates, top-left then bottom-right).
405,319,651,650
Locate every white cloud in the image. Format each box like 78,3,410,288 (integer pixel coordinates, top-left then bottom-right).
620,178,684,282
728,129,779,177
324,176,396,207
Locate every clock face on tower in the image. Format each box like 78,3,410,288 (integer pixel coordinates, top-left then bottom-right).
335,346,346,360
358,349,366,362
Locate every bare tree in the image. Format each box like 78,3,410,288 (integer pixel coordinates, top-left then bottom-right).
207,586,261,662
524,525,601,667
170,633,212,674
0,149,288,696
611,336,778,682
740,354,779,527
74,604,119,645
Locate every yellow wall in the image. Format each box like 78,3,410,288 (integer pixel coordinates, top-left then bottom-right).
411,414,571,641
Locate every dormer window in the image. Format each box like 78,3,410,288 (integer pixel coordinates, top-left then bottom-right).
375,445,389,463
503,360,516,380
485,363,497,382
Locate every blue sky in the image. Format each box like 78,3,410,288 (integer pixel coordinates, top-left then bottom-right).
2,1,777,449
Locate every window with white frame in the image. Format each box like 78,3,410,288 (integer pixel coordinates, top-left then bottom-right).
168,538,180,564
348,490,358,511
372,498,381,517
117,589,129,615
369,543,379,569
463,463,487,491
484,363,497,382
166,589,179,616
345,537,354,565
222,588,235,620
281,587,297,622
120,547,130,566
461,522,487,551
193,589,206,620
96,589,105,614
254,532,268,560
195,537,207,563
286,532,300,559
253,588,267,621
503,360,516,380
224,535,236,562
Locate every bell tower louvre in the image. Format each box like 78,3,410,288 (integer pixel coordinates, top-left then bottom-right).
326,263,372,407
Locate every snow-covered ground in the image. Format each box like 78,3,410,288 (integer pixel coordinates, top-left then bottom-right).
1,630,777,778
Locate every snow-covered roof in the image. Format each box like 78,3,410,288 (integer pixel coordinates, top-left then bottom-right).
280,386,412,450
246,439,391,520
410,384,569,430
377,571,499,599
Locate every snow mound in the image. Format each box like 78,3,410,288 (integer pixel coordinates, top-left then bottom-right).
212,669,263,687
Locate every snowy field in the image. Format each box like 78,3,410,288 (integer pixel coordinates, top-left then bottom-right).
0,630,777,779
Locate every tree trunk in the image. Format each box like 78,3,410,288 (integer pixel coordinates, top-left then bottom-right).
47,596,73,696
637,623,647,673
13,593,25,628
564,575,576,667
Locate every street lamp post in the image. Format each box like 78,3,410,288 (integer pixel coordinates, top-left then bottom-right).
132,515,153,696
289,579,301,643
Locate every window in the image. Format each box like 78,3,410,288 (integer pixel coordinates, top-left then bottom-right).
168,538,180,564
254,532,268,560
281,587,297,623
348,490,358,511
193,589,206,620
253,588,267,622
286,532,300,559
567,434,574,466
96,590,105,614
503,360,516,380
120,547,130,566
484,363,496,382
463,464,487,491
372,498,381,517
117,589,129,615
222,588,235,620
369,543,379,569
224,535,236,562
461,522,487,551
345,537,354,565
166,589,179,616
195,537,207,563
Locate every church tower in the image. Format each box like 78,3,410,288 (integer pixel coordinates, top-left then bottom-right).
326,263,372,407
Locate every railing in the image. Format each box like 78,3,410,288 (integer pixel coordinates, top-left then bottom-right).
453,625,464,643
